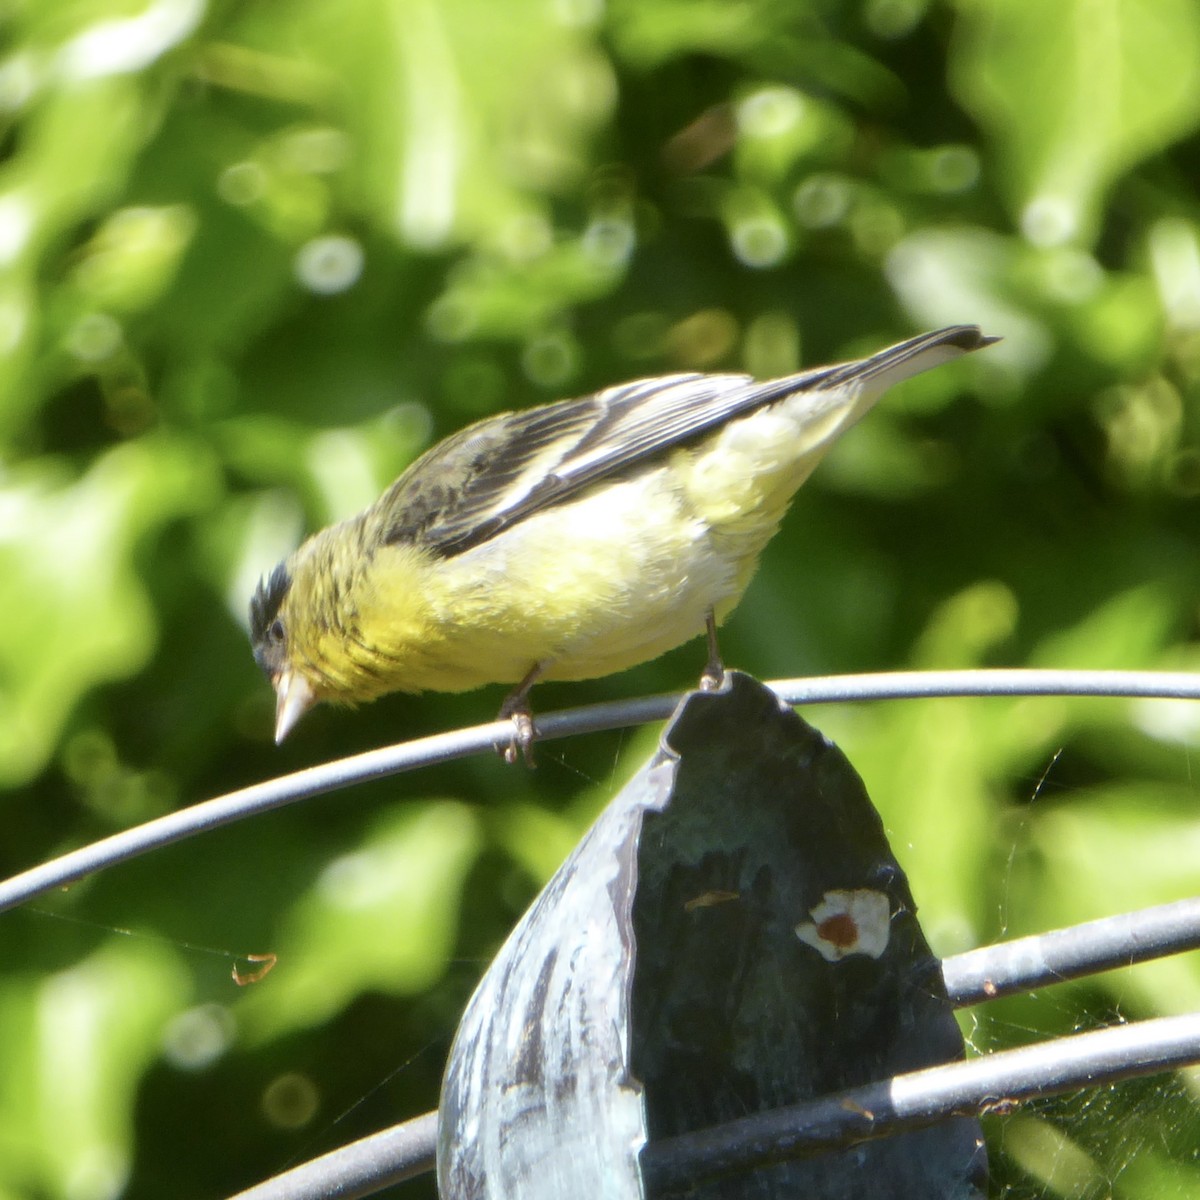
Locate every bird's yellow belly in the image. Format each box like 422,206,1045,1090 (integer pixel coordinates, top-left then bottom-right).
400,468,778,692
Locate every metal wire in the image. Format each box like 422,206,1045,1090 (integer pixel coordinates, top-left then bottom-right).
4,668,1197,1198
638,1011,1200,1193
219,898,1200,1198
3,668,1199,915
226,1112,438,1200
944,896,1200,1005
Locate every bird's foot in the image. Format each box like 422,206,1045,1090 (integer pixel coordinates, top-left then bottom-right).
497,663,545,767
501,707,537,767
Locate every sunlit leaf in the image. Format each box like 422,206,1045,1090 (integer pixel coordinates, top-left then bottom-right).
238,801,482,1039
950,0,1200,246
0,940,189,1200
0,438,218,786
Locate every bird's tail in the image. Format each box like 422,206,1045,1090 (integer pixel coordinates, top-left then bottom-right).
824,324,999,391
766,323,998,447
697,323,997,529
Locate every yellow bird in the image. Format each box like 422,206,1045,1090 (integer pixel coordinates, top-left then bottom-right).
250,325,995,754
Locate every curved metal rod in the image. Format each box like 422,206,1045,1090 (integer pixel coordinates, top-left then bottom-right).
638,1010,1200,1193
224,896,1200,1198
2,668,1199,915
226,1006,1200,1199
226,1111,438,1200
944,896,1200,1005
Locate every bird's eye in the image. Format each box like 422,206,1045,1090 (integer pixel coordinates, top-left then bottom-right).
269,619,285,644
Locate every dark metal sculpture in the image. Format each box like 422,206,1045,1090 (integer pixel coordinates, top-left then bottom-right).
438,673,986,1197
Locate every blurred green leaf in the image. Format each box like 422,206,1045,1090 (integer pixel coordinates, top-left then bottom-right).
951,0,1200,246
69,205,197,313
608,0,773,66
0,437,218,787
238,800,481,1039
1032,586,1176,670
1021,783,1200,1016
0,940,189,1199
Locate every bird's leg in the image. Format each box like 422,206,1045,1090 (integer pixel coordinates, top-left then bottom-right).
699,611,725,691
498,662,546,766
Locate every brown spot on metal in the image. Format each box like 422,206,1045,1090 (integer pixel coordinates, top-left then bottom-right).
684,889,740,912
816,912,860,949
840,1097,875,1120
981,1097,1019,1117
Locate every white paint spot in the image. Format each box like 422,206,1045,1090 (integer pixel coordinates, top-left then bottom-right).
795,888,891,962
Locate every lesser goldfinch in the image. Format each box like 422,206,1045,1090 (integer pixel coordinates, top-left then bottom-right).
251,325,995,751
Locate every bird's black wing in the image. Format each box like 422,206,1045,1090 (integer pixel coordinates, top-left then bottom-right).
377,372,749,557
377,326,992,558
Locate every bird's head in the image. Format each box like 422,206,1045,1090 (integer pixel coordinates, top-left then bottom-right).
249,560,318,743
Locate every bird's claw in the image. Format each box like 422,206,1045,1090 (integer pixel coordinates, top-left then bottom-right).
497,663,544,766
501,709,537,767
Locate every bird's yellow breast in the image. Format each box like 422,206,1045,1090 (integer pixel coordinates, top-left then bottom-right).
351,414,815,694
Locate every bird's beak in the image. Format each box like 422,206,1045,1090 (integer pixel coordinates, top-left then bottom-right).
273,670,316,744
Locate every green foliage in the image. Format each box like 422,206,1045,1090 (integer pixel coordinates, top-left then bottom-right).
2,0,1200,1195
952,0,1200,246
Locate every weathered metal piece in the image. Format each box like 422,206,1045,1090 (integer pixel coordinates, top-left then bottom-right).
438,672,986,1198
